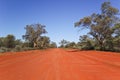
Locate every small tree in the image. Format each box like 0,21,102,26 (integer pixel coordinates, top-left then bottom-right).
4,34,16,48
49,42,57,48
65,42,76,48
59,39,69,48
37,36,50,49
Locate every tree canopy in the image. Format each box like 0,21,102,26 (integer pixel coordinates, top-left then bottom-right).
22,23,47,47
75,1,120,51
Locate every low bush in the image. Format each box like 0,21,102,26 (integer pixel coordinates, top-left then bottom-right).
14,45,22,52
0,47,8,53
22,47,36,51
0,49,5,53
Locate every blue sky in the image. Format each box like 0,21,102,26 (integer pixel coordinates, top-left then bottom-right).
0,0,120,45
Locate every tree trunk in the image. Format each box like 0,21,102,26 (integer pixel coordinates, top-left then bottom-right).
99,40,106,51
33,42,37,47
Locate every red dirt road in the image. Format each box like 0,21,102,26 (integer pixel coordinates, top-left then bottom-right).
0,48,120,80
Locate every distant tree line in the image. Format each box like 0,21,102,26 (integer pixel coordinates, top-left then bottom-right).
0,23,57,53
59,39,77,49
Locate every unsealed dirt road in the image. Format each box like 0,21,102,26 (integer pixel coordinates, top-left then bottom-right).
0,48,120,80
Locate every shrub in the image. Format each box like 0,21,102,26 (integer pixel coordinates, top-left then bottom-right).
14,45,22,52
0,49,5,53
22,47,35,51
0,47,8,53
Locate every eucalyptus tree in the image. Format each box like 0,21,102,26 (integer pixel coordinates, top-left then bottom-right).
23,23,47,47
75,1,120,50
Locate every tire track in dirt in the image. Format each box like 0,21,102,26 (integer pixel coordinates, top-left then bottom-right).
56,49,99,80
0,48,120,80
60,49,120,80
67,50,120,69
0,51,50,68
52,50,61,80
59,50,100,80
0,50,54,80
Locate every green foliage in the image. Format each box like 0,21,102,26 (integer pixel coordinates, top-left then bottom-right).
0,24,52,53
112,36,120,52
22,23,47,47
75,1,120,51
21,42,32,48
49,42,57,48
37,36,50,49
113,23,120,37
4,34,16,48
65,42,77,49
14,45,22,52
78,35,94,50
59,39,69,48
21,47,35,51
0,35,21,52
59,40,77,49
15,39,23,46
0,37,5,47
0,47,9,53
0,49,5,53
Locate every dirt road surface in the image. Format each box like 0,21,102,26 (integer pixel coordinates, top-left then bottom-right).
0,48,120,80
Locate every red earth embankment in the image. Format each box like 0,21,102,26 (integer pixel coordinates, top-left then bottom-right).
0,48,120,80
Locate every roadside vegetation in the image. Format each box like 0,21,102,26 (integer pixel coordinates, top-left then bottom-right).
0,24,57,53
59,1,120,52
0,1,120,53
74,1,120,52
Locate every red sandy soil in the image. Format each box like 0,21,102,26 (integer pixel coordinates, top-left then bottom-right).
0,48,120,80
